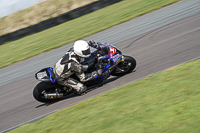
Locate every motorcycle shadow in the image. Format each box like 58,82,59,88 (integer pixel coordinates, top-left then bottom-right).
87,70,136,93
87,76,121,93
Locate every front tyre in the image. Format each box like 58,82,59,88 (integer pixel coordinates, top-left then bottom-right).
111,55,136,76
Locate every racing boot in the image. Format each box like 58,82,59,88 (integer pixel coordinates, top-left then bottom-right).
76,84,87,96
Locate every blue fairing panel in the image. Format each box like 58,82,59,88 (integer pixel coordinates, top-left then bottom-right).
47,67,56,83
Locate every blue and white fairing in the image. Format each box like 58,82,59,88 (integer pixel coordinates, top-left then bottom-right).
99,42,123,69
91,43,123,83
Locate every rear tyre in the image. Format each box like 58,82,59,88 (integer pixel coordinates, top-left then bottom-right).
33,82,61,103
111,55,136,76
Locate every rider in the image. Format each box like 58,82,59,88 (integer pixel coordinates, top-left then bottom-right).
53,40,102,95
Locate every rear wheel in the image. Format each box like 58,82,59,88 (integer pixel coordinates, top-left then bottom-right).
111,55,136,76
33,82,62,103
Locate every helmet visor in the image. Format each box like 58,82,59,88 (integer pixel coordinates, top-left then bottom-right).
82,48,90,56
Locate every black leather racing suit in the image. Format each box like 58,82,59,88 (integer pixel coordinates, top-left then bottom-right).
53,48,99,94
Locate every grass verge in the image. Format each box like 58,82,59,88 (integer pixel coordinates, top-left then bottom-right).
0,0,180,68
9,59,200,133
0,0,97,35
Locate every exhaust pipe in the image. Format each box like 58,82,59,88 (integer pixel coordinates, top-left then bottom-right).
44,92,63,99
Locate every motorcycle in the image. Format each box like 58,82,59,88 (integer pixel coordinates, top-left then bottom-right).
33,42,136,103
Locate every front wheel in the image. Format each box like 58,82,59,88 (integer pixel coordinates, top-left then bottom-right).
111,55,136,76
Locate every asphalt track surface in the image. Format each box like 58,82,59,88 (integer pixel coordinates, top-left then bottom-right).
1,0,200,132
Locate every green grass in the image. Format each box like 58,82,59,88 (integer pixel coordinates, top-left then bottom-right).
0,0,180,69
0,0,97,35
9,59,200,133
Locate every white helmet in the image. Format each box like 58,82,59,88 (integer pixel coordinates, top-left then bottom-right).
73,40,91,58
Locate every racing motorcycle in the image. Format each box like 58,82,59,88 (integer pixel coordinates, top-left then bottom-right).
33,43,136,103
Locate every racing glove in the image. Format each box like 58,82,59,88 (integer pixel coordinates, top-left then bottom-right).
88,40,101,50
